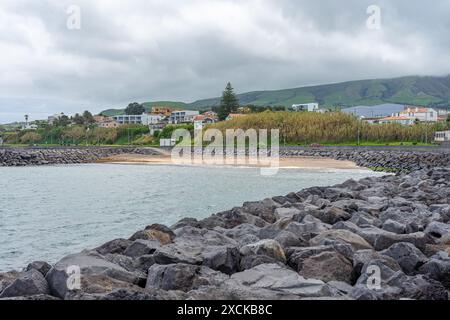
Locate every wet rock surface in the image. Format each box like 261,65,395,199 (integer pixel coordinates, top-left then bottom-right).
1,167,450,300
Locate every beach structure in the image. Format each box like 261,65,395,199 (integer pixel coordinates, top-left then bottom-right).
291,103,319,112
435,130,450,146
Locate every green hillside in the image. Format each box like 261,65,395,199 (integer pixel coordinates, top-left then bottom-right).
187,75,450,109
100,75,450,115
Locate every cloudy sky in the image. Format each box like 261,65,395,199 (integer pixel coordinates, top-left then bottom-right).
1,0,449,123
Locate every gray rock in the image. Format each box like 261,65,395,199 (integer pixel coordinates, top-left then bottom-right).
0,269,50,298
381,242,427,275
95,239,132,255
202,246,240,275
425,221,450,239
146,264,227,292
228,263,330,297
45,251,143,299
310,229,373,250
123,239,161,258
25,261,52,276
298,251,354,284
285,215,330,236
287,245,336,271
274,231,306,248
310,206,352,224
241,199,278,223
240,239,286,263
382,219,406,234
418,252,450,288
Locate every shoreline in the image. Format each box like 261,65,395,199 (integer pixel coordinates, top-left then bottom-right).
98,154,364,170
1,146,449,172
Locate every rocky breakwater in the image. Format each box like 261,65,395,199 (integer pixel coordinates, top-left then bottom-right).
281,147,450,172
0,147,162,166
1,167,450,300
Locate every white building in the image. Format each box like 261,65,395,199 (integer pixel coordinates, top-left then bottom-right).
394,106,438,122
21,123,38,130
112,113,165,125
435,130,450,143
169,110,199,124
292,103,320,112
112,114,143,125
145,114,165,125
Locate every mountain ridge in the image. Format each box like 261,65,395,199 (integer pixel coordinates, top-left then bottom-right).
100,75,450,116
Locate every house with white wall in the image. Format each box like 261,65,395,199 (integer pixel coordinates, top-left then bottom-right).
395,106,438,122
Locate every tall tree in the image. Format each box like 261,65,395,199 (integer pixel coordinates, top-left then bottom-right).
82,110,95,124
54,115,70,127
125,102,145,115
72,113,85,125
218,82,239,121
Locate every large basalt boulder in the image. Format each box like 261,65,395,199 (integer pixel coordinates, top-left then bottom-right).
0,269,50,298
333,221,435,251
274,207,302,219
146,264,227,292
287,245,336,271
95,239,133,255
170,218,202,230
123,239,161,258
222,223,260,244
45,251,144,299
228,263,330,297
151,227,240,274
382,219,407,234
129,225,176,244
25,261,52,276
144,224,176,245
381,242,428,275
0,271,20,294
310,229,373,250
274,231,307,249
240,239,286,263
201,246,240,275
285,215,330,236
425,221,450,239
394,274,449,300
298,251,354,284
418,252,450,288
241,199,278,223
310,206,352,224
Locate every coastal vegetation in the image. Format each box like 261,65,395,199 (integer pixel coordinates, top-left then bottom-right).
209,111,449,145
2,110,449,147
1,125,151,146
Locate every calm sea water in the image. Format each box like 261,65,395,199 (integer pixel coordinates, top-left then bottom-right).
0,164,384,271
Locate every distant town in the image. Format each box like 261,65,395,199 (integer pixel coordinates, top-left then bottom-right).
1,83,450,147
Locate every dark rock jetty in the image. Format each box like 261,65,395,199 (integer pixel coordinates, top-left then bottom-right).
0,147,162,167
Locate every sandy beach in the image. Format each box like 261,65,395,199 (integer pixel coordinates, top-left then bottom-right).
97,153,362,170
